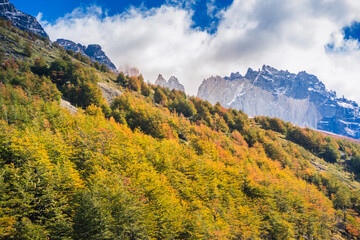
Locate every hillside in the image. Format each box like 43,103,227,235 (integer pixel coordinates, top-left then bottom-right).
2,19,360,240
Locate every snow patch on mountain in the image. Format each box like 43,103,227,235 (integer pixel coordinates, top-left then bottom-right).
198,65,360,139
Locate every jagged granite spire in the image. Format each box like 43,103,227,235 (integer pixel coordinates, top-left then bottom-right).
155,74,167,87
0,0,48,37
85,44,117,71
155,75,185,92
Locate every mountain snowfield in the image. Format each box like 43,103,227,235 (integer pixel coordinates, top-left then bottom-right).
197,65,360,139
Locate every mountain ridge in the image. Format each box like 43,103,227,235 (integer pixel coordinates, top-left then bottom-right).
56,38,117,72
198,65,360,139
0,0,48,38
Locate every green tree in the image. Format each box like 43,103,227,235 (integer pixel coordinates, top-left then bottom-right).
321,141,340,163
31,57,49,76
116,72,128,87
352,152,360,173
269,118,287,134
74,52,82,61
169,98,197,118
154,88,167,105
94,61,101,70
24,42,32,58
100,63,108,72
141,82,151,96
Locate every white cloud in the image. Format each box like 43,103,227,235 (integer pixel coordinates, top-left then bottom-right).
206,0,216,17
42,0,360,103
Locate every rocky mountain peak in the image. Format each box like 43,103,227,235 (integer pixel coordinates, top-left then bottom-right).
0,0,48,37
155,74,167,84
86,44,101,51
155,75,185,92
56,39,86,55
84,44,117,71
261,64,277,72
224,72,243,80
168,76,179,84
198,65,360,139
56,39,117,72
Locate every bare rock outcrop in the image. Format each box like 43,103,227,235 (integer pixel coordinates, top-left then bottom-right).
155,74,185,92
60,99,77,114
97,82,122,104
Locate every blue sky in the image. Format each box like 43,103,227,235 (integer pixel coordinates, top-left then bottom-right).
344,22,360,42
12,0,233,33
9,0,360,102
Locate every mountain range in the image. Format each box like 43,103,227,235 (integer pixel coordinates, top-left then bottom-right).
198,65,360,139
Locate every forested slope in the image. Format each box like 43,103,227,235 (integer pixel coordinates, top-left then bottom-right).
1,19,360,239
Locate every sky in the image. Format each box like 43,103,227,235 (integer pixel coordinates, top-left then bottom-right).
10,0,360,102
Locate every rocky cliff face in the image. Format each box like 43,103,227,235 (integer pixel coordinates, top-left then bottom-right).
56,39,86,55
84,44,117,71
198,65,360,139
0,0,48,38
56,39,117,72
155,74,185,92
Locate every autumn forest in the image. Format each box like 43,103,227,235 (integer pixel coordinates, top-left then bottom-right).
1,18,360,239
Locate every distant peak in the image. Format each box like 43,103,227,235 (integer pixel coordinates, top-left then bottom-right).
261,65,280,74
119,65,140,77
224,72,243,81
86,44,102,50
168,76,179,83
57,38,75,43
155,75,185,92
155,74,167,86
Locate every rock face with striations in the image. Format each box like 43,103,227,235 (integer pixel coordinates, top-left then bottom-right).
155,74,185,92
0,0,48,37
84,44,117,71
56,39,117,72
198,65,360,139
56,39,86,55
